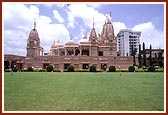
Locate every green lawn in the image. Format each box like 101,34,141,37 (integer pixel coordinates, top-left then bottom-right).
4,72,164,111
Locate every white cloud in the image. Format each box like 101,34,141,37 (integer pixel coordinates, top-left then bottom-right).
66,4,105,31
132,22,164,49
87,4,102,9
112,21,164,49
3,3,69,56
112,22,127,36
53,10,64,23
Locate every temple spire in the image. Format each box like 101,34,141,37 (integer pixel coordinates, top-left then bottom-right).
93,18,95,28
34,18,36,29
70,34,73,40
110,12,111,17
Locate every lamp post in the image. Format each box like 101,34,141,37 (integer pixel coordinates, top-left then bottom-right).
119,66,121,76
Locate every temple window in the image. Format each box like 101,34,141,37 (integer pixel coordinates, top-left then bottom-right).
82,47,89,56
75,48,80,56
98,51,103,56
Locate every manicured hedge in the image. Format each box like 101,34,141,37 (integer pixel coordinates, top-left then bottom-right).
128,66,135,72
89,65,96,72
108,66,116,72
4,69,11,72
27,67,33,72
53,69,61,72
46,65,54,72
148,66,155,72
67,65,75,72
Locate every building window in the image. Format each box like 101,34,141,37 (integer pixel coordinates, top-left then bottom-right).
98,51,103,56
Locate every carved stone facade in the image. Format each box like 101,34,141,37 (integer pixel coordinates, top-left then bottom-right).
4,15,133,71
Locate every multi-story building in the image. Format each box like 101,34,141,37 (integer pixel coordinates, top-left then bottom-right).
117,29,141,56
4,14,133,71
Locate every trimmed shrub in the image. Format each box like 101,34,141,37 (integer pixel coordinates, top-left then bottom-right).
27,67,33,72
148,66,155,72
21,69,27,72
53,69,61,72
82,69,88,72
75,69,82,72
89,65,96,72
128,66,135,72
38,69,47,72
136,68,144,72
155,68,164,72
96,70,103,72
46,65,54,72
63,69,68,72
5,69,11,72
13,68,18,72
121,70,129,72
67,65,75,72
108,66,116,72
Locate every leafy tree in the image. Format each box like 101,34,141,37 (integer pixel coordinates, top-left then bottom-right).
138,44,142,67
143,42,146,66
158,49,163,67
149,44,152,66
131,45,137,66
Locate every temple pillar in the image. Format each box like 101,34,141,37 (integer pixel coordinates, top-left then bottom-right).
65,48,67,56
89,46,91,56
80,48,82,56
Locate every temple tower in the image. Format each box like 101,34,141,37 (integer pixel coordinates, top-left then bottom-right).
26,19,43,57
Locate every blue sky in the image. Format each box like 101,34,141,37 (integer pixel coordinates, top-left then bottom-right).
3,3,165,56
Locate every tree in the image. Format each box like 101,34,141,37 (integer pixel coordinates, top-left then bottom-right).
138,44,142,67
158,49,163,67
143,42,146,66
131,45,137,66
149,44,152,66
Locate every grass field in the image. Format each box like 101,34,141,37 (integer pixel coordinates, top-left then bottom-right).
4,72,164,111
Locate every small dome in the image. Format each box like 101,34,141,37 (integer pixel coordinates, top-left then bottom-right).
51,40,63,48
80,36,89,43
65,36,77,45
66,39,76,45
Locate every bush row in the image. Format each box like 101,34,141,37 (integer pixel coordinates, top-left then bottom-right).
4,65,164,72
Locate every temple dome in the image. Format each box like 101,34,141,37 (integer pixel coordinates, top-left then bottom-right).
51,40,63,49
65,36,77,45
66,39,76,45
28,29,40,41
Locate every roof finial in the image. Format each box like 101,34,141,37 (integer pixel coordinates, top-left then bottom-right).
70,34,73,40
110,12,111,17
86,29,87,37
93,18,95,28
34,18,36,29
